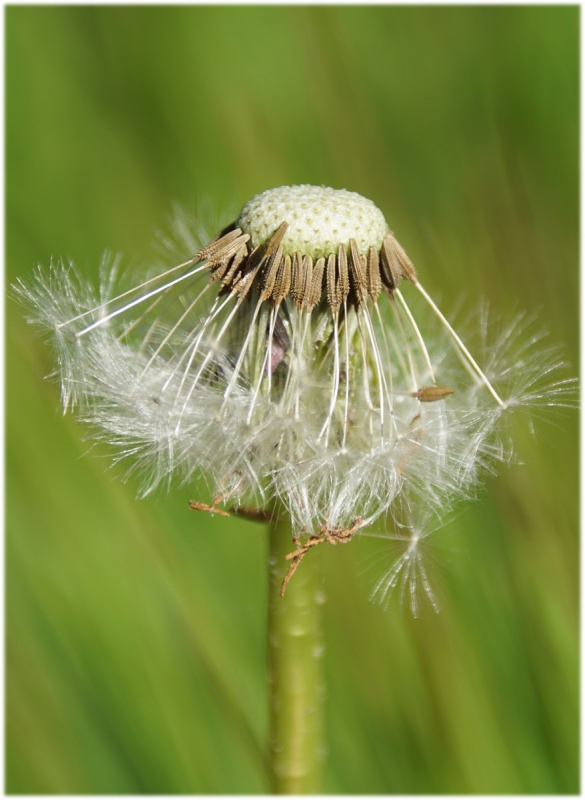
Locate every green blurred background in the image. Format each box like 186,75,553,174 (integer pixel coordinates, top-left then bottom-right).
6,6,578,794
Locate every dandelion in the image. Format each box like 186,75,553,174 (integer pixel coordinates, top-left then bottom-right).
16,185,574,593
16,184,575,792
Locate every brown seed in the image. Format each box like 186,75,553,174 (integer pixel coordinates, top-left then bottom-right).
264,221,289,258
208,233,250,267
232,248,264,300
196,227,242,262
383,233,417,283
349,238,368,306
337,244,350,305
308,256,326,310
412,385,455,402
380,235,402,291
273,253,292,305
367,246,382,302
326,253,340,312
259,243,283,301
209,235,250,283
219,243,248,287
291,251,305,308
209,256,232,284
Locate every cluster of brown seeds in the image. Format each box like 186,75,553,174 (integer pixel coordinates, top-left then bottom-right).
194,221,418,312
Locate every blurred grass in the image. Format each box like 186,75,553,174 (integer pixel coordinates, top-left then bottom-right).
6,5,578,794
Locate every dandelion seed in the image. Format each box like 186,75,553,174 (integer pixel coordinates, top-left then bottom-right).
14,184,576,605
367,512,443,617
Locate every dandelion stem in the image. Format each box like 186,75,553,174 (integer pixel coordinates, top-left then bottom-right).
267,514,325,794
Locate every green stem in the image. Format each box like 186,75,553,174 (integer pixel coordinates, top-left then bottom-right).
267,514,325,794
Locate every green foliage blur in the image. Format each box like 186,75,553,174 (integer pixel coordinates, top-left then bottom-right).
6,6,578,794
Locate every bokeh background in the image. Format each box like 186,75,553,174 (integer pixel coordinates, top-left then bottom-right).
6,6,578,794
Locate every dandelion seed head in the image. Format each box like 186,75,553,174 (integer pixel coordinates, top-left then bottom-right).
14,185,575,610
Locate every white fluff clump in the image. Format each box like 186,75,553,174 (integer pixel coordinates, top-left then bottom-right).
14,187,576,612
